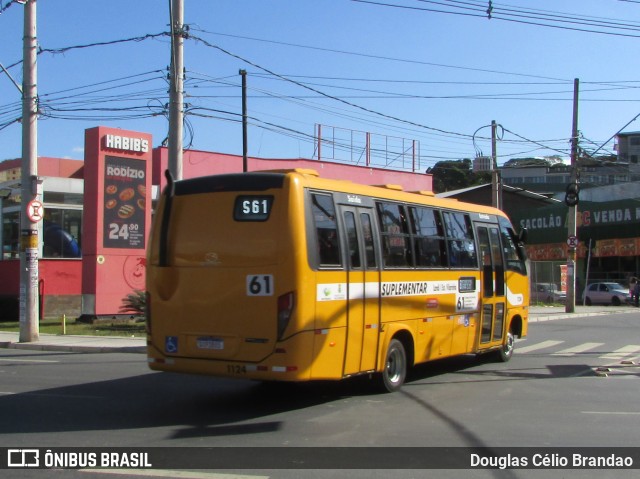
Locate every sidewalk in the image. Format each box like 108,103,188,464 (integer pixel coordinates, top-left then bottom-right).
0,305,636,354
0,331,146,353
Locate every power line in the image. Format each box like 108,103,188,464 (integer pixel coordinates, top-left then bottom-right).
188,33,476,140
0,21,630,166
2,32,169,70
0,0,21,15
191,27,569,82
353,0,640,38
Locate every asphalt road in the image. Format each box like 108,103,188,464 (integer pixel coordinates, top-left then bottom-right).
1,311,639,479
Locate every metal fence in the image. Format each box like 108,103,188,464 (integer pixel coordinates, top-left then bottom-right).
529,260,636,300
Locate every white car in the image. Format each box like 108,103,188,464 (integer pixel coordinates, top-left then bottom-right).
583,282,632,306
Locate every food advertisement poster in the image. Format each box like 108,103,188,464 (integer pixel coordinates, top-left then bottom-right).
103,155,146,249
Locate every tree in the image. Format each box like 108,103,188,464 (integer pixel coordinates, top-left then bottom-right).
430,159,491,193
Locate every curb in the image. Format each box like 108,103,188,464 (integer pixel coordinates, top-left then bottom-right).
528,308,636,323
0,342,146,354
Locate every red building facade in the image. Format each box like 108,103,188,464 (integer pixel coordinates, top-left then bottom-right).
0,127,433,320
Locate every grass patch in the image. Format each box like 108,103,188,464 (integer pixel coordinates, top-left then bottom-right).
530,301,566,307
0,318,146,337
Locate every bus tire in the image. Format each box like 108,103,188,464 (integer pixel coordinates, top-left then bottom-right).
380,339,407,392
496,328,515,362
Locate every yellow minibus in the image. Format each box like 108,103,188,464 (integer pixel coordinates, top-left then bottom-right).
146,168,529,391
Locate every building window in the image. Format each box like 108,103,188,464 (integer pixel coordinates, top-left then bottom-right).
1,207,82,260
43,208,82,258
1,210,20,259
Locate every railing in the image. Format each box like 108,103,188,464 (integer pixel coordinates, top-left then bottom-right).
314,124,422,173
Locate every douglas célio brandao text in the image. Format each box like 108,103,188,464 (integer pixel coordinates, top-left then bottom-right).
470,452,634,469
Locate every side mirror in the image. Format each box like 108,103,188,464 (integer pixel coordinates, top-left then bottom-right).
518,227,528,244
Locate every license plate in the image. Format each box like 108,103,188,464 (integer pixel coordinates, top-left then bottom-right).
196,336,224,350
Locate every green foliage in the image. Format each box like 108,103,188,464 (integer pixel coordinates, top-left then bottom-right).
431,159,491,193
119,290,146,317
0,319,146,337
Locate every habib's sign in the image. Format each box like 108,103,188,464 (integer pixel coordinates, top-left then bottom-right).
103,134,149,153
82,126,152,320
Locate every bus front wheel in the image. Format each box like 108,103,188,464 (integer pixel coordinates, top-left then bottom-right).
380,339,407,392
496,328,515,362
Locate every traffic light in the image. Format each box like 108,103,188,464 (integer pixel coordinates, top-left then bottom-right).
565,182,579,207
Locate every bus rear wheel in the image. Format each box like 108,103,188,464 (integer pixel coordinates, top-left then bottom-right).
380,339,407,392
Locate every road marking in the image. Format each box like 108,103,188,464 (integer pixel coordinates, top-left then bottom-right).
0,357,59,363
0,391,103,399
600,345,640,361
517,340,564,353
81,470,268,479
551,342,604,356
581,411,640,415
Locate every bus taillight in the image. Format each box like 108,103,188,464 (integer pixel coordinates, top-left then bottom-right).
277,291,295,340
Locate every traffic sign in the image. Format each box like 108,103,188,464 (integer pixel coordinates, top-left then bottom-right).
566,235,578,249
26,199,44,223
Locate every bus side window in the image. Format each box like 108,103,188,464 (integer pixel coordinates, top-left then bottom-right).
360,212,377,269
376,201,412,268
498,216,527,275
344,212,361,269
311,193,341,267
442,212,477,268
409,206,445,268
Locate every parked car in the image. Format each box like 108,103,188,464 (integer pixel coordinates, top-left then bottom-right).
531,283,566,304
582,282,632,306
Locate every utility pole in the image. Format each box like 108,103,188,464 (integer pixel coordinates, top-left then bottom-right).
19,0,39,342
168,0,185,180
566,78,580,313
240,69,248,172
491,120,501,209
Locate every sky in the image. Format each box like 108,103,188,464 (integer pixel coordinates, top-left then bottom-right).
1,0,640,173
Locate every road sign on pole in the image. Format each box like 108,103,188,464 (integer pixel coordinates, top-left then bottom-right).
26,199,44,222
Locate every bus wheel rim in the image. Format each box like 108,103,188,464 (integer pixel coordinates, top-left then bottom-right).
504,331,514,356
387,348,404,383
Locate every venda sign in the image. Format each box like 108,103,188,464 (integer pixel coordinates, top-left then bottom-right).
511,200,640,244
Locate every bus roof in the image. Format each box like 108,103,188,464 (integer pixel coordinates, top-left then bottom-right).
278,169,507,219
171,168,508,220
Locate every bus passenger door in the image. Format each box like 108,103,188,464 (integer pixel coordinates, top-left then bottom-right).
476,224,507,352
341,206,381,375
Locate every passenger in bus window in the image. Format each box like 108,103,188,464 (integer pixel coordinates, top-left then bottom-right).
318,229,340,265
